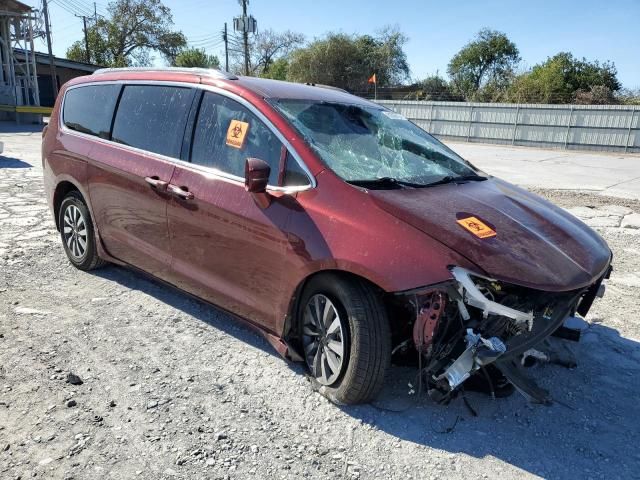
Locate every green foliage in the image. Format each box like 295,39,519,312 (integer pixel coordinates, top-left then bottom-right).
66,0,186,67
507,52,621,103
617,88,640,105
173,48,220,69
252,30,304,76
286,27,410,91
411,75,460,101
260,58,289,80
447,29,520,100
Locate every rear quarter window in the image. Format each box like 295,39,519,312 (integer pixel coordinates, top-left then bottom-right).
112,85,194,159
62,84,121,139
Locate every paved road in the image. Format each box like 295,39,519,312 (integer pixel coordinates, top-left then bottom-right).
447,141,640,199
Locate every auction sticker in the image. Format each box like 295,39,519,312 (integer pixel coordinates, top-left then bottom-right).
456,216,496,238
226,120,249,149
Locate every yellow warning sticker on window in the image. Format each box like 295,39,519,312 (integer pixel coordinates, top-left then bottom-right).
456,216,496,239
226,120,249,149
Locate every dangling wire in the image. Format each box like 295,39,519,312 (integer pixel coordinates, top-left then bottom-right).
481,366,496,400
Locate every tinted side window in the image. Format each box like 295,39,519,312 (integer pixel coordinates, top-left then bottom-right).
63,84,121,139
191,93,282,185
112,85,194,158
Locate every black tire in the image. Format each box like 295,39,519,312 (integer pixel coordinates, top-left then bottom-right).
58,191,106,271
298,274,391,405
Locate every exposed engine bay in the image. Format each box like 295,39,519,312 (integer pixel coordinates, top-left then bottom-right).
391,266,611,405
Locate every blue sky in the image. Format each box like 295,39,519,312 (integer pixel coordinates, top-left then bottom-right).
28,0,640,88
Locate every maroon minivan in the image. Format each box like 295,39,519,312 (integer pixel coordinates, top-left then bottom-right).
43,68,612,405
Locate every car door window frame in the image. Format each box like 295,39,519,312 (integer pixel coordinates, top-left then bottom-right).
182,86,315,192
111,84,197,160
187,91,286,186
59,80,316,193
61,83,123,139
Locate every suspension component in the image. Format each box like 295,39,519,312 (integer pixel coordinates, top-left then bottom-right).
413,291,446,356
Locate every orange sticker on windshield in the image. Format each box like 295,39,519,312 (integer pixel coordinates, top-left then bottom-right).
226,120,249,149
457,216,496,238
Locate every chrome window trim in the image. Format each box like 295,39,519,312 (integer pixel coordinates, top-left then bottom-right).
59,79,316,193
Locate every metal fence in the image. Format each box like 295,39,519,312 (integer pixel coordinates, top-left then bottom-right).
377,100,640,154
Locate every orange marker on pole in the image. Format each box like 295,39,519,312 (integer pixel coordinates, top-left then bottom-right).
368,73,377,100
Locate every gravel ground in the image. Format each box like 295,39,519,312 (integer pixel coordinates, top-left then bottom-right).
1,129,640,480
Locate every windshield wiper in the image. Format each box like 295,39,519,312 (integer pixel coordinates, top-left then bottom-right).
347,177,426,189
425,174,489,187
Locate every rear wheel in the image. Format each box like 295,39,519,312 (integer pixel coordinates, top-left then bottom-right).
58,191,106,271
299,274,391,404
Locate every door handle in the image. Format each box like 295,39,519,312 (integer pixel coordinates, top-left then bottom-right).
145,176,168,191
167,183,195,200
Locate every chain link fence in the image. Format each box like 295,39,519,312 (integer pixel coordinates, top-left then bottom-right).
377,100,640,153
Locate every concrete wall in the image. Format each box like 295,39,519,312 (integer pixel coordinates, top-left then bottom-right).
377,100,640,154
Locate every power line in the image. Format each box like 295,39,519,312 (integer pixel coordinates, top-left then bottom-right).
53,0,105,18
53,0,92,16
189,38,224,48
66,0,104,16
188,35,220,46
188,31,221,40
55,18,84,32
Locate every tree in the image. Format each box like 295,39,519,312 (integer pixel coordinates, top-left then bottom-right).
507,52,621,103
574,85,617,105
287,27,410,91
354,27,410,87
66,0,186,67
412,75,460,101
173,48,220,69
251,29,304,76
447,29,520,100
228,29,304,76
617,88,640,105
260,57,289,80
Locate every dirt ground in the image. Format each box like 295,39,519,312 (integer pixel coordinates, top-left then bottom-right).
1,129,639,480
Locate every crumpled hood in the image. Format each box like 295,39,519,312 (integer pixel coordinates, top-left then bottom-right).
369,178,611,291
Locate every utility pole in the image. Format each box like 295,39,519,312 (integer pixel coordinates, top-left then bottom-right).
79,15,89,63
241,0,248,76
223,22,229,72
233,0,256,76
42,0,58,99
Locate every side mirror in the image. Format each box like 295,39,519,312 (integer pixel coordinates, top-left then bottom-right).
244,158,272,208
245,157,270,193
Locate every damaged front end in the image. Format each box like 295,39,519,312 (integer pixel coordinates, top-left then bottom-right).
393,266,611,405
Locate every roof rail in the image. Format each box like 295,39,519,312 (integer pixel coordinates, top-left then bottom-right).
92,67,238,80
304,82,349,94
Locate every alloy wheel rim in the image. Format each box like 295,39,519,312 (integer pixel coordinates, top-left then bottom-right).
63,204,87,261
302,294,345,386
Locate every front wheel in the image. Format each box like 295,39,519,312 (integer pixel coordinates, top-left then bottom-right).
299,274,391,405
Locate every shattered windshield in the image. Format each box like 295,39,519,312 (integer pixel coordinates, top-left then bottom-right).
269,99,484,187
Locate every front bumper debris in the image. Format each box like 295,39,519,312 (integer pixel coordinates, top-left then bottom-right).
435,329,505,390
396,265,611,405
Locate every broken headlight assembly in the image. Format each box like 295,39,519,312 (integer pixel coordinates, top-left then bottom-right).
395,266,608,405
